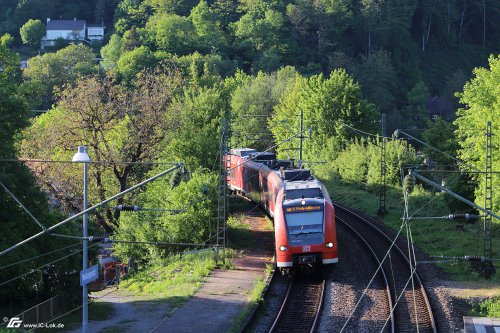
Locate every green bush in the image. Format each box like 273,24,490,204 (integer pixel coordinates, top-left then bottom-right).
470,297,500,317
113,172,217,262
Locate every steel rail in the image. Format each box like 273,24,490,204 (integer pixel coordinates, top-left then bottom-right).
269,276,325,333
336,216,394,333
269,277,293,333
334,203,437,333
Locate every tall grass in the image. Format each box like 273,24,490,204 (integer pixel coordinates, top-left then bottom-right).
120,251,216,309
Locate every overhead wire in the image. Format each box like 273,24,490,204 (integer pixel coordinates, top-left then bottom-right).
403,189,420,332
19,176,225,328
380,264,420,332
0,242,80,271
37,250,193,332
397,130,481,172
0,163,182,257
39,227,225,331
0,180,46,231
340,169,436,331
340,219,407,332
337,120,391,140
0,158,177,165
0,242,102,288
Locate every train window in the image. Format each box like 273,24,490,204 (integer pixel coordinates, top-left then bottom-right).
284,188,322,200
285,210,323,235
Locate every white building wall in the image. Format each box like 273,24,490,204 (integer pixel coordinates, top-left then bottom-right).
87,28,105,40
46,29,85,40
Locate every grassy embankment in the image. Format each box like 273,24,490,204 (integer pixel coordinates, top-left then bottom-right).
324,180,500,317
100,212,266,322
111,203,263,302
119,251,217,312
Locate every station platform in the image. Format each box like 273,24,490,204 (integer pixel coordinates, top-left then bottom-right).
464,316,500,333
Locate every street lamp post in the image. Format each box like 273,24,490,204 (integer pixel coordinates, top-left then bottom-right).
72,146,90,333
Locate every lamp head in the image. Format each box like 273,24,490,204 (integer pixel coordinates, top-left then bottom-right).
72,146,90,162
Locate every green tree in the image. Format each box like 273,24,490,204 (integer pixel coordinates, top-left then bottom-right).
144,0,199,16
454,55,500,214
332,136,419,189
211,0,239,28
19,19,45,49
22,44,97,108
271,69,379,175
190,0,227,54
334,138,369,185
147,13,196,55
422,117,472,211
164,85,227,170
173,52,237,86
365,138,420,188
422,117,458,165
232,0,288,71
122,26,145,51
0,35,80,310
19,66,184,231
114,0,150,35
230,67,300,150
100,34,124,70
355,50,398,118
113,172,217,261
0,35,26,157
0,33,14,47
116,45,158,82
404,80,430,129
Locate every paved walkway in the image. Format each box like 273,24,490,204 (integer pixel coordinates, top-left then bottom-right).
464,316,500,333
151,211,273,332
66,209,274,333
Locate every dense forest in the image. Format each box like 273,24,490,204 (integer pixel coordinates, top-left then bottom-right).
1,0,499,313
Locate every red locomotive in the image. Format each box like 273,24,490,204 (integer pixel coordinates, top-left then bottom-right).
226,148,338,273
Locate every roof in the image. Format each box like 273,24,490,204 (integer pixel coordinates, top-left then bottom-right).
47,20,85,31
87,24,106,28
284,178,321,190
230,148,257,158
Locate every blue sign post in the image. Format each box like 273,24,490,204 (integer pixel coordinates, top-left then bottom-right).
80,264,99,286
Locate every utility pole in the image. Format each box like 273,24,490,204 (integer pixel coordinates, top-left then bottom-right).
480,121,495,277
378,113,387,216
216,118,229,265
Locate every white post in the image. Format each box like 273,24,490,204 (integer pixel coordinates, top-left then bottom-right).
73,146,90,333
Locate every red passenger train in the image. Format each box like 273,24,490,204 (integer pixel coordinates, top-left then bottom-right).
226,148,338,273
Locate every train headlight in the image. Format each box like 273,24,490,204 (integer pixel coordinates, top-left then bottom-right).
325,242,334,248
279,245,288,252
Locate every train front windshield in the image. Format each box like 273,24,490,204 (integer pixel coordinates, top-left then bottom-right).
284,205,324,244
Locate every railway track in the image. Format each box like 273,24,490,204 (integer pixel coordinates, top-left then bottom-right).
334,203,437,333
269,275,325,333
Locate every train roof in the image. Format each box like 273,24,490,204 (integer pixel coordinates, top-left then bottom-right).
249,151,276,161
230,147,294,169
229,148,257,157
284,178,322,190
279,168,311,181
